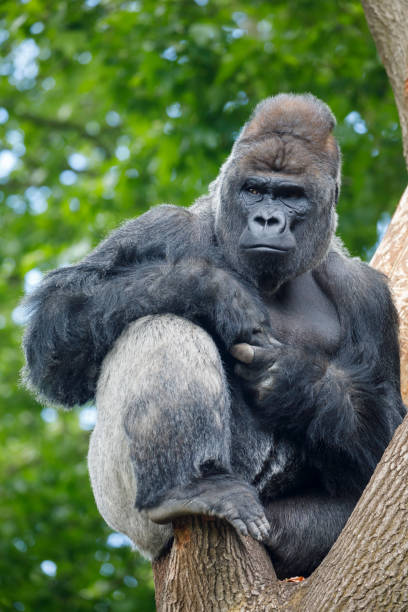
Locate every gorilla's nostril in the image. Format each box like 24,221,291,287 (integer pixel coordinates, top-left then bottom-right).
254,215,282,228
254,215,267,226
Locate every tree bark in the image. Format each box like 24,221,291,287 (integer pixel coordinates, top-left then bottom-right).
361,0,408,167
153,517,281,611
153,3,408,608
371,186,408,400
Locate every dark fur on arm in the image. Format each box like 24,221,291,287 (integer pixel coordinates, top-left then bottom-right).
254,344,403,494
253,257,406,495
23,206,268,407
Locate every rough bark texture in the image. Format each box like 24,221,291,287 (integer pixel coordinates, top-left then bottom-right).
153,517,282,612
152,4,408,608
361,0,408,167
371,186,408,399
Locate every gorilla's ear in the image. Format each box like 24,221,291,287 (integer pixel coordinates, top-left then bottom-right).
334,183,340,206
239,93,341,183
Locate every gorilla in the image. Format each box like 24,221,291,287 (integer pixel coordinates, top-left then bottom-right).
23,94,405,579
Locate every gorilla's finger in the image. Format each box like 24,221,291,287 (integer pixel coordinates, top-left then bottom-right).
230,343,254,364
249,346,282,368
248,514,270,541
234,363,255,381
257,376,277,399
248,520,263,541
251,329,283,348
230,518,249,537
258,518,271,540
231,343,279,368
250,329,272,347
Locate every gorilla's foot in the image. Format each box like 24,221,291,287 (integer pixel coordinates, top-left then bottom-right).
144,473,270,541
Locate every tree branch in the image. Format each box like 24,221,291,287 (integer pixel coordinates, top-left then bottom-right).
153,516,284,611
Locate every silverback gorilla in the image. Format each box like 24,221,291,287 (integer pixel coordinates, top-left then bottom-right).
23,94,405,578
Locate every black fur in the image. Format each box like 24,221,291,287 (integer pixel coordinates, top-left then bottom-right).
23,94,406,578
23,205,270,406
234,253,404,497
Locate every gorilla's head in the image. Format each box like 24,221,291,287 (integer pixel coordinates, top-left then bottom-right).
214,93,341,290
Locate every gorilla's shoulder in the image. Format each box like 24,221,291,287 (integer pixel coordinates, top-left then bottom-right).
118,204,197,237
322,248,396,325
327,247,390,292
90,203,215,267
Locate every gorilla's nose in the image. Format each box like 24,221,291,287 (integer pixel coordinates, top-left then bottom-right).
249,207,286,235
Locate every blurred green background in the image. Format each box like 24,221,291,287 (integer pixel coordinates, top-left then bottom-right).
0,1,406,611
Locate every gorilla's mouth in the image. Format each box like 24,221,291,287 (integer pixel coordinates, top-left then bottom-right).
243,245,291,253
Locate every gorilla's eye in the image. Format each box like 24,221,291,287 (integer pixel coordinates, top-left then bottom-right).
248,187,261,195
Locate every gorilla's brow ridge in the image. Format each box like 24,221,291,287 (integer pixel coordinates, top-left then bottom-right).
238,130,314,147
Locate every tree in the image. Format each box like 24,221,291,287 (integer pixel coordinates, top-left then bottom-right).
152,2,408,609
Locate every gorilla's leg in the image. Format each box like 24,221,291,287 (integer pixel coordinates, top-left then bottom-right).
264,493,357,578
88,314,268,560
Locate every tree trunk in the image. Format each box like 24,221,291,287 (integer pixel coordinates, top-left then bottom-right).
371,186,408,399
153,517,281,611
361,0,408,167
153,2,408,608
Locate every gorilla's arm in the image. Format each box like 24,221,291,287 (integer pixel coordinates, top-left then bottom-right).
23,205,268,407
233,256,406,496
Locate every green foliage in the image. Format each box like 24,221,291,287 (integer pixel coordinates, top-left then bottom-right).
0,1,405,610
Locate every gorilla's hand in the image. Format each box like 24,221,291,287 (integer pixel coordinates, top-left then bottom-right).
230,341,284,402
184,262,270,346
231,341,335,440
231,341,327,405
214,274,270,346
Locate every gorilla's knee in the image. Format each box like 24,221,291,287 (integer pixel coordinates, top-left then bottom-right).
96,315,229,433
93,314,232,520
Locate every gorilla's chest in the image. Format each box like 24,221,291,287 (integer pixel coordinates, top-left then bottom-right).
263,271,341,355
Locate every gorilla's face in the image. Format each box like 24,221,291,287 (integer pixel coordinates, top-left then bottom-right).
239,176,311,254
213,95,340,290
215,159,337,289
